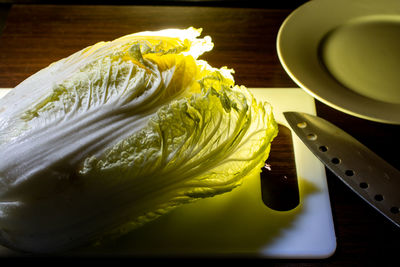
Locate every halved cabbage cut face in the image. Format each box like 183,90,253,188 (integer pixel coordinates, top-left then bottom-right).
0,27,278,253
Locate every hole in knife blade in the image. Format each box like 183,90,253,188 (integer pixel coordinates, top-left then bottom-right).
359,182,369,189
390,207,399,214
345,170,354,176
319,145,328,152
307,133,317,140
331,157,340,164
297,121,307,128
374,194,384,202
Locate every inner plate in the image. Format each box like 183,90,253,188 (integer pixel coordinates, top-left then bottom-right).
277,0,400,124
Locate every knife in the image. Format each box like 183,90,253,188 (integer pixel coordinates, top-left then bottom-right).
283,111,400,228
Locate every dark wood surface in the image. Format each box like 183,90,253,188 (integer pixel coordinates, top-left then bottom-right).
0,4,297,88
0,4,399,264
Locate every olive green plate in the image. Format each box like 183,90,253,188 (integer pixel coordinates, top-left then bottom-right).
277,0,400,124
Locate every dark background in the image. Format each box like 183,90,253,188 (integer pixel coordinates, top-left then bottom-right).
0,1,310,37
0,0,308,8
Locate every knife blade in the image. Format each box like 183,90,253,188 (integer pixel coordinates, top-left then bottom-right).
283,111,400,228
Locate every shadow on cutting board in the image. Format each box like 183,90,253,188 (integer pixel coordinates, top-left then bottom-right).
84,125,320,257
85,177,319,257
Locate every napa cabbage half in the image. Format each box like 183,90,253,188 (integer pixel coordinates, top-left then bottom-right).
0,27,278,253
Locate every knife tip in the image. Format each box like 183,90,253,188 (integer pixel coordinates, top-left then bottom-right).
283,111,299,123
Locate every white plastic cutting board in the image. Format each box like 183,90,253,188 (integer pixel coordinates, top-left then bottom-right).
0,88,336,258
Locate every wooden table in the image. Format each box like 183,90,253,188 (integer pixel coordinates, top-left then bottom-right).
0,4,399,264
